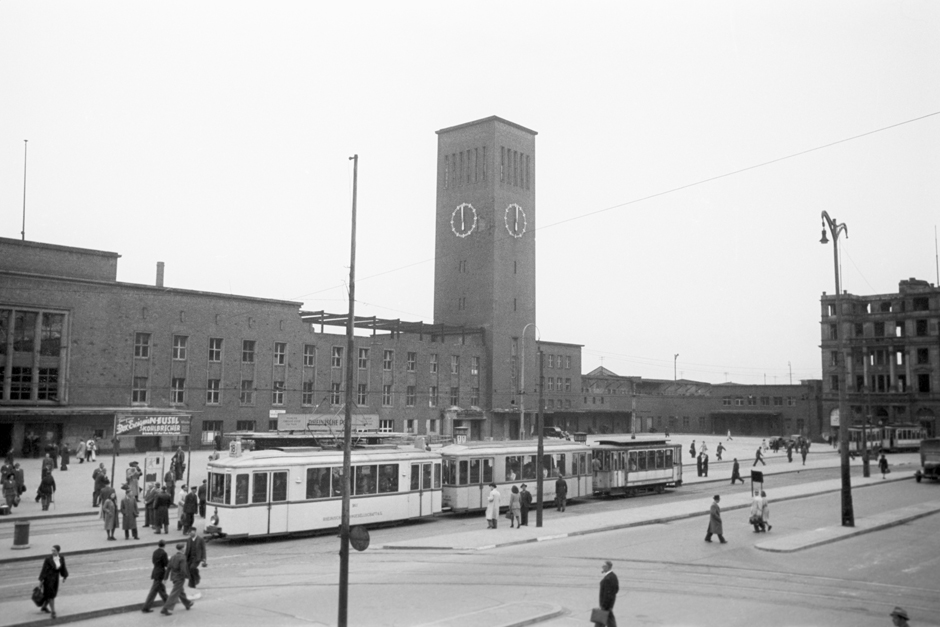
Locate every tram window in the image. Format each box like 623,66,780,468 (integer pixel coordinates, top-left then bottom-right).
656,450,664,469
208,473,226,504
637,452,647,471
434,463,441,489
665,449,673,468
355,465,378,495
571,454,580,476
306,468,331,499
252,473,268,503
411,464,421,490
442,460,455,486
542,454,556,478
557,454,567,476
332,467,343,497
628,452,637,472
469,459,481,483
423,463,432,489
235,474,249,505
458,460,469,486
506,456,522,481
522,456,536,481
378,464,398,493
272,471,288,502
482,458,494,483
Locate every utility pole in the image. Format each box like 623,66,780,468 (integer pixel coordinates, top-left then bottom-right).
536,349,545,527
338,154,358,627
22,139,28,240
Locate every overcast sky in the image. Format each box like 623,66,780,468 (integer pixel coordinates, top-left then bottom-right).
2,1,938,385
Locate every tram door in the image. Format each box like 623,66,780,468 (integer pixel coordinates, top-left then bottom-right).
411,463,434,516
252,470,289,534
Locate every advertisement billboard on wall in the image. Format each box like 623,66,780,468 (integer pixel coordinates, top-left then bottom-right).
116,414,192,438
277,413,379,433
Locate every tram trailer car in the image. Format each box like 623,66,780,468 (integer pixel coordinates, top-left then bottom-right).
915,438,940,483
590,437,683,497
882,425,927,452
440,440,593,512
206,447,442,538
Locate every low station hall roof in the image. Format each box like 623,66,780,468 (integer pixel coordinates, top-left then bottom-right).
300,311,484,338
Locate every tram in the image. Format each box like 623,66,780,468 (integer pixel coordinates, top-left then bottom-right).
590,436,683,496
881,424,927,452
205,446,442,538
847,426,883,454
439,440,593,512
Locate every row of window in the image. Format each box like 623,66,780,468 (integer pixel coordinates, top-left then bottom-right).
722,396,796,407
828,319,934,340
828,296,931,317
0,309,65,356
593,448,676,472
136,334,481,376
442,453,588,486
207,462,441,505
0,366,59,401
443,146,486,189
500,146,531,190
831,373,931,393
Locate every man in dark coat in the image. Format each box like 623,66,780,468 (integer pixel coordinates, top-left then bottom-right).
141,540,169,612
38,470,56,510
172,447,186,481
704,494,727,543
162,543,193,615
185,528,207,588
38,545,68,618
182,486,198,534
702,453,709,477
121,490,140,540
696,453,704,477
593,560,619,627
98,478,116,510
555,474,568,512
143,482,158,527
197,480,208,519
41,453,55,476
163,469,176,504
59,443,70,471
153,486,172,534
92,464,108,507
730,459,745,484
519,484,532,526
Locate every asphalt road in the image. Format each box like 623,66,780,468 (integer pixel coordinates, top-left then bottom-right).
2,464,938,626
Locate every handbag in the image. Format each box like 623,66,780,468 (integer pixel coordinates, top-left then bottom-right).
31,584,44,607
590,607,609,624
748,515,760,525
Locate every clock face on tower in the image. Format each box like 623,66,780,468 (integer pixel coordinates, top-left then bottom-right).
451,203,477,238
504,203,526,238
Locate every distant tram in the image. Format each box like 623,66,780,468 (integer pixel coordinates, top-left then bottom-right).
439,440,593,512
847,424,927,454
590,436,683,497
206,446,441,538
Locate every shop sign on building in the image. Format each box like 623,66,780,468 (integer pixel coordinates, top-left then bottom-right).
277,413,379,432
116,414,192,437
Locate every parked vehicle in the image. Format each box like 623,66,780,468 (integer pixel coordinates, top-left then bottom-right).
543,426,570,440
915,438,940,483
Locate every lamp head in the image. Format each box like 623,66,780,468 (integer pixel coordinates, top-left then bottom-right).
820,228,829,244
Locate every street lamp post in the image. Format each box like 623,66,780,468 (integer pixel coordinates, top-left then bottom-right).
519,323,539,440
820,210,854,527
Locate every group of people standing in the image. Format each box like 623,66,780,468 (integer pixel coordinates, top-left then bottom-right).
485,475,569,529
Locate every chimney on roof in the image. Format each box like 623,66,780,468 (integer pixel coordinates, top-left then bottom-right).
156,261,165,288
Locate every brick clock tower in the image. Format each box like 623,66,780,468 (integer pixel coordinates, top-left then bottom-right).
433,116,537,439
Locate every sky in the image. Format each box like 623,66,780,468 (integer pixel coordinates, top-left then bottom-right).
1,1,938,385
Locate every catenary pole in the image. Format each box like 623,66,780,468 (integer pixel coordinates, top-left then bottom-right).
536,349,544,527
338,154,358,627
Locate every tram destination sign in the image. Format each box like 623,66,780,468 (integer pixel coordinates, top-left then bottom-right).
277,413,380,433
116,414,192,438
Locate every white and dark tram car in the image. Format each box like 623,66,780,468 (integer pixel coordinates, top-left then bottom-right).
439,440,594,512
590,436,683,497
205,445,441,538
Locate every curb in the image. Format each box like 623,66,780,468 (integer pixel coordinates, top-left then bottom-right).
6,601,161,627
0,510,100,526
1,536,173,565
501,607,567,627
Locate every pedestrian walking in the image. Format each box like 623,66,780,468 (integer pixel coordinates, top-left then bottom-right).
89,437,98,462
727,429,733,441
102,494,118,540
555,473,568,511
48,443,58,469
176,484,189,531
37,545,68,619
2,472,18,508
41,453,55,476
700,441,708,455
716,442,724,461
879,454,890,479
749,491,765,532
485,483,500,529
519,484,532,526
753,446,766,466
890,606,910,626
730,458,744,484
704,494,727,543
801,444,808,465
696,453,704,477
154,485,172,534
59,443,70,471
508,485,522,528
761,438,768,452
76,439,86,463
161,543,193,615
786,443,794,463
198,479,208,518
126,461,142,500
185,528,207,588
183,486,198,534
14,462,25,499
592,560,619,627
121,489,140,540
141,540,169,612
760,490,772,532
92,463,108,507
37,469,56,511
689,440,696,459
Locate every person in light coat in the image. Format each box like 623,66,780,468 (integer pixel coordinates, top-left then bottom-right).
508,485,522,528
749,491,765,532
485,483,501,529
102,496,117,541
760,490,771,532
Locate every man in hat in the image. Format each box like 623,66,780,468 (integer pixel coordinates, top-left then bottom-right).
519,484,532,526
141,540,169,612
162,543,193,615
185,527,207,588
704,494,727,543
153,485,172,534
126,461,142,501
891,606,910,626
121,488,140,540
